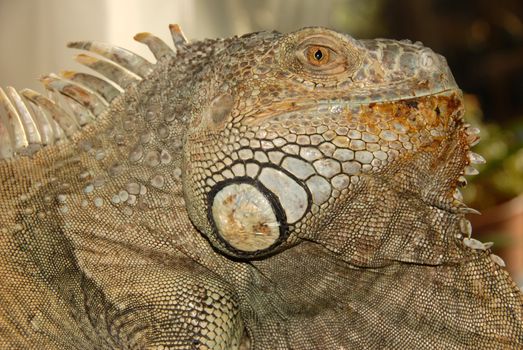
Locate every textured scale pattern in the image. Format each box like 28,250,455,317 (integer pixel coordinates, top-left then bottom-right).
0,25,522,349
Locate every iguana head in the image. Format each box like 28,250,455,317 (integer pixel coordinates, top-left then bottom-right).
182,27,472,260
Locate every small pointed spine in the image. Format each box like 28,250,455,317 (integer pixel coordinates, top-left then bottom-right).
0,89,15,159
464,166,479,176
490,254,506,267
60,70,121,102
24,99,56,145
68,41,154,78
457,176,468,187
458,207,481,215
47,90,94,127
74,54,141,89
466,127,480,135
169,24,188,49
40,74,108,116
0,87,28,152
459,218,472,238
21,89,79,137
463,237,488,250
469,152,486,165
5,87,42,146
134,32,175,60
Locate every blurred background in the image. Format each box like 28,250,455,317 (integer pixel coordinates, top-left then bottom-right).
1,0,522,284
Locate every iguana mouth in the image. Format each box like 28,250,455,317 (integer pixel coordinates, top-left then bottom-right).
242,87,463,126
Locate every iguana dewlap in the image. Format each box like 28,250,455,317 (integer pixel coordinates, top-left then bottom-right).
0,25,522,349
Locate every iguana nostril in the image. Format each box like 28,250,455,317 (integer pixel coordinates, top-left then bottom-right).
420,51,436,68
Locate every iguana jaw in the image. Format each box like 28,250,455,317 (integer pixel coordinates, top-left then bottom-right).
185,85,476,259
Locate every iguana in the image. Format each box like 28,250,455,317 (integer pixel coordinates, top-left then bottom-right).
0,24,522,349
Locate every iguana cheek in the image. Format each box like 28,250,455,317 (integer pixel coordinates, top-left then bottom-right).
209,180,287,253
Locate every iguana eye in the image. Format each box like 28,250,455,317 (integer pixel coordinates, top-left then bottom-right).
306,45,331,66
278,28,363,83
296,37,350,78
299,42,342,72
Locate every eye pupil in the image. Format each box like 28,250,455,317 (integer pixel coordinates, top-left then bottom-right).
306,45,331,66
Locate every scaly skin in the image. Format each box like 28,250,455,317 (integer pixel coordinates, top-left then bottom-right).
0,26,522,349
